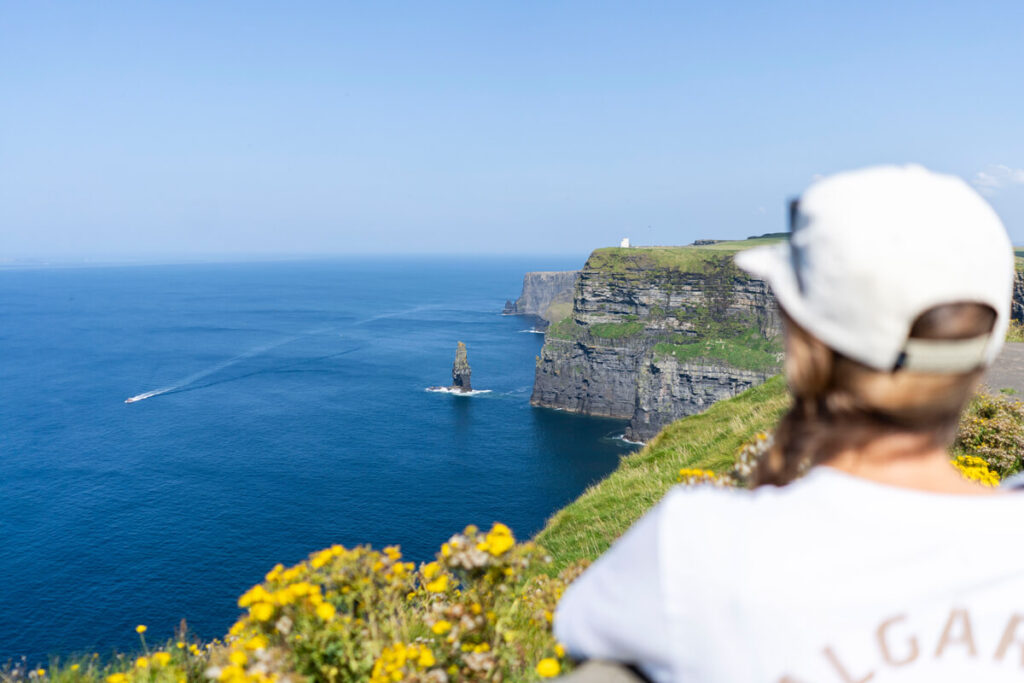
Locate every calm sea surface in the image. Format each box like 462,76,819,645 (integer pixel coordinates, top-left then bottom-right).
0,258,637,661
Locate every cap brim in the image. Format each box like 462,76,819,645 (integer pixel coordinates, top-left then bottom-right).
734,244,805,326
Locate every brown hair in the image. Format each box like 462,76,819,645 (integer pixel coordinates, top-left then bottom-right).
754,303,997,487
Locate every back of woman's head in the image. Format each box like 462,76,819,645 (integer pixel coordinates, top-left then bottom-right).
733,165,1015,487
756,303,996,486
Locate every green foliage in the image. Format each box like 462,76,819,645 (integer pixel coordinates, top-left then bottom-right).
654,328,782,372
544,316,580,340
584,247,738,275
588,321,644,339
542,301,572,324
1007,320,1024,342
690,235,786,251
584,236,786,275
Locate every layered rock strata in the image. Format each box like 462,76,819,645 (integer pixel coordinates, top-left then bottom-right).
530,246,782,441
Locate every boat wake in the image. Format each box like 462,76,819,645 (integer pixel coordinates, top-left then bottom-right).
124,330,344,404
425,387,492,396
518,329,545,334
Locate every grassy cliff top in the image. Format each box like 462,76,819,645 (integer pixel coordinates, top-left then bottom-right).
585,235,786,273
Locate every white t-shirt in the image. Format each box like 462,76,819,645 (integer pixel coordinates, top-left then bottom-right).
554,466,1024,682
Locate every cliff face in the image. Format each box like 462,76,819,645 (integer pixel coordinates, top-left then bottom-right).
504,271,579,323
530,245,781,441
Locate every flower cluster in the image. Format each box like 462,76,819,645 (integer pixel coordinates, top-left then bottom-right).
208,543,419,683
676,468,718,486
369,643,439,683
951,454,1001,487
954,391,1024,477
726,431,774,486
198,524,572,683
674,432,775,490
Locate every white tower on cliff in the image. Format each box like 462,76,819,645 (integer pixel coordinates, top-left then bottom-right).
620,237,631,248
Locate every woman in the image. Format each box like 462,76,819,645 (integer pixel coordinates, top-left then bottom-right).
554,165,1024,682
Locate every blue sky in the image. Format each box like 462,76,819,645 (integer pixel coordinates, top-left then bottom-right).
3,1,1024,260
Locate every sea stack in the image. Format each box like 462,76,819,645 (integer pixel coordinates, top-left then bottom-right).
451,341,472,392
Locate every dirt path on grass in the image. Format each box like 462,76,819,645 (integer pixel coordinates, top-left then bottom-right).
983,342,1024,395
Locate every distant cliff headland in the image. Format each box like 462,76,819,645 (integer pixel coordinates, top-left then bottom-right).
512,237,785,441
503,271,578,327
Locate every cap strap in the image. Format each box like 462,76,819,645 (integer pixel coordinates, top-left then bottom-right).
899,334,991,373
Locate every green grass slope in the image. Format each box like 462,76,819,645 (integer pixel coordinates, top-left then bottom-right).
584,235,786,275
534,375,790,572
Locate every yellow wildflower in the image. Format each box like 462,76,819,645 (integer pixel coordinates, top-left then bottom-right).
417,648,436,668
135,625,147,634
677,467,716,484
244,635,267,651
384,545,402,560
176,641,185,649
135,657,149,669
316,602,336,621
71,665,80,672
35,669,45,677
431,620,452,635
229,651,248,666
555,643,566,657
952,455,1000,486
422,561,440,579
536,658,561,678
272,587,296,606
311,549,333,569
218,665,244,682
477,522,515,556
425,575,449,593
289,581,314,597
106,675,126,683
238,584,271,608
250,602,275,622
264,563,284,582
152,652,171,667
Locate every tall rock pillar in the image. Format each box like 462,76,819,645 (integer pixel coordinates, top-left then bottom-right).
452,341,472,392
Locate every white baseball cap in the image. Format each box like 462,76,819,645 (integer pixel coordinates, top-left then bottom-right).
735,164,1015,373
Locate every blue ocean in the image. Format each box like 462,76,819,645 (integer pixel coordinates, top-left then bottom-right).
0,258,637,662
